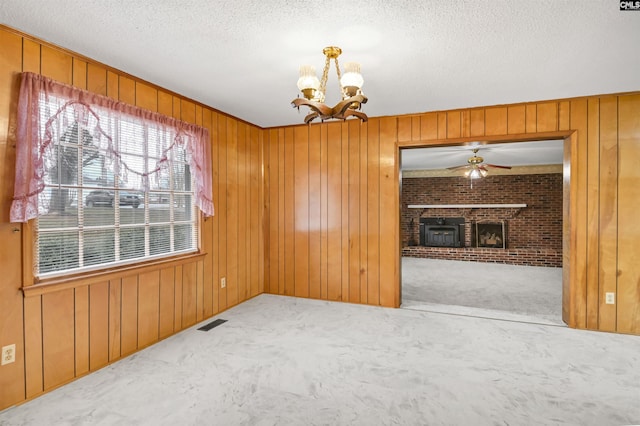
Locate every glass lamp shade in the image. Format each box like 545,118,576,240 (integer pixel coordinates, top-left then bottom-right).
297,65,320,100
466,168,488,179
340,62,364,91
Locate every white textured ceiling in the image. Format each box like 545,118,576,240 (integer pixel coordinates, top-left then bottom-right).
0,1,638,129
401,140,564,171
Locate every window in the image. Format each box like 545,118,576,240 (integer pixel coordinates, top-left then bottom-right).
11,73,213,279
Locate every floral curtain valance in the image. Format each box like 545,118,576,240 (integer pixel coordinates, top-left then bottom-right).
10,72,214,223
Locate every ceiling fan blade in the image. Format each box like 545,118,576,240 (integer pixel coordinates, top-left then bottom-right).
447,164,470,170
485,164,512,169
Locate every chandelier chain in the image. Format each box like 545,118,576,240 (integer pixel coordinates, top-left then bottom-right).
318,55,331,101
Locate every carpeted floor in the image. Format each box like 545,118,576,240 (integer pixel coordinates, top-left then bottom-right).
402,257,564,326
1,294,638,425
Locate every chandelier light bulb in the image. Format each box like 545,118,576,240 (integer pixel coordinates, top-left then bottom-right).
297,65,320,100
340,62,364,89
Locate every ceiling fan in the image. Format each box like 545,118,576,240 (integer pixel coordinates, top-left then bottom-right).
447,148,512,187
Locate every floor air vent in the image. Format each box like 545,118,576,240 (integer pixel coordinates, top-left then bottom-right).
197,319,227,331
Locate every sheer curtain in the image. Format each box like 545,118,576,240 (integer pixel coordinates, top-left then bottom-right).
10,72,214,223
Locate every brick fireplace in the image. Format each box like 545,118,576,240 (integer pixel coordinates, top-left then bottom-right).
402,173,563,267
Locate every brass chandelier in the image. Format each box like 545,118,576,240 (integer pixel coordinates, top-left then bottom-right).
291,46,367,124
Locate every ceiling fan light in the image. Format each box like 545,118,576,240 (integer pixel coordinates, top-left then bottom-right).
466,168,486,179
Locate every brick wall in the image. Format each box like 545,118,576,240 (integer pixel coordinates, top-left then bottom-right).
401,173,563,267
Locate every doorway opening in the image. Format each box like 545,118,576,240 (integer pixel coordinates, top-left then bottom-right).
399,139,566,326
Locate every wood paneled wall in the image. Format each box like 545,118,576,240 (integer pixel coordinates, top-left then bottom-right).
263,119,398,306
0,26,264,410
264,97,640,337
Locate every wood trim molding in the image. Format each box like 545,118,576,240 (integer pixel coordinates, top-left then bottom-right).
22,252,206,297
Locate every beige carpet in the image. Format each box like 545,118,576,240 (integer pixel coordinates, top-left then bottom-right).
1,294,638,425
402,257,564,326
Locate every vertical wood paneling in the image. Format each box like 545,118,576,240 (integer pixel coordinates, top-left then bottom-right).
22,39,41,73
106,70,118,99
197,260,205,321
294,124,310,298
485,107,508,135
74,286,90,376
210,112,220,311
23,296,43,398
507,105,526,134
378,117,398,307
340,123,350,301
174,265,183,330
202,109,214,316
617,94,640,334
308,124,322,299
537,102,558,132
420,113,438,140
254,127,264,296
118,76,135,105
437,113,447,140
320,124,329,299
525,104,537,133
135,82,157,112
227,120,239,306
367,119,381,305
138,271,160,347
397,116,412,142
470,109,485,137
87,63,107,95
41,45,72,84
278,128,286,295
108,279,122,361
0,29,27,407
569,98,589,328
598,96,618,331
586,98,600,329
559,101,571,131
284,127,295,296
237,123,248,302
217,115,228,310
359,122,369,304
411,116,421,142
72,58,87,89
447,111,461,139
180,100,195,124
42,289,75,390
327,123,343,301
268,129,279,294
120,276,138,356
89,281,109,370
348,121,361,303
181,262,197,327
159,267,175,338
241,124,250,299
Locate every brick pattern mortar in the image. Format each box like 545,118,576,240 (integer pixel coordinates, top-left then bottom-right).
402,173,563,267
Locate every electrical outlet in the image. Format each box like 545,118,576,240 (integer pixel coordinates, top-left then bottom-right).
605,292,615,305
1,344,16,366
221,277,226,289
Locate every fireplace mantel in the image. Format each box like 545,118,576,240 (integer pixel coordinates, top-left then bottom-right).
407,204,527,209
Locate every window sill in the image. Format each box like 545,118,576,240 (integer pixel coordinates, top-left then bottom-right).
22,252,207,298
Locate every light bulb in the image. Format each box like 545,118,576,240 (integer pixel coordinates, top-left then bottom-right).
297,65,320,100
340,62,364,97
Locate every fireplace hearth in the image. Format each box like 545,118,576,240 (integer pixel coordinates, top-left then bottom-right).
419,217,465,248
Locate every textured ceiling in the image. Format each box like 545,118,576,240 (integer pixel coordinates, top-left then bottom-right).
1,1,638,129
401,140,564,171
